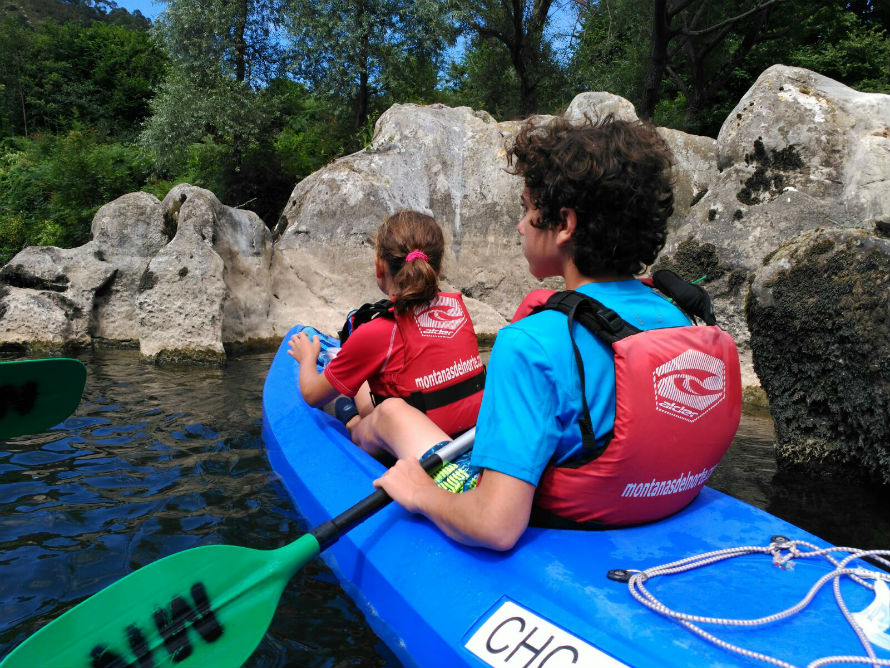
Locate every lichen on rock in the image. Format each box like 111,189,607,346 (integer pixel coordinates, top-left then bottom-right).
747,228,890,484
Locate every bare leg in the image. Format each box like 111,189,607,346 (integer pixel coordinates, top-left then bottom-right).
351,398,448,460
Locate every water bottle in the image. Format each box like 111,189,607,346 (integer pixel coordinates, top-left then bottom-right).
317,345,339,370
298,326,340,372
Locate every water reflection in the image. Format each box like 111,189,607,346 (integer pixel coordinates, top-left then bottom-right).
1,348,887,667
709,404,890,550
0,350,399,667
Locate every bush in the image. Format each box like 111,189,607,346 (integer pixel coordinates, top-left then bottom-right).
0,129,152,264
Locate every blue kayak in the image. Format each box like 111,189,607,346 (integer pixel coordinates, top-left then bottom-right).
262,325,889,668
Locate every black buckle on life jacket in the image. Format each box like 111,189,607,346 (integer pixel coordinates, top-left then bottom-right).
594,308,625,336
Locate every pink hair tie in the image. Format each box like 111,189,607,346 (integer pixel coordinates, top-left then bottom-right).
405,249,428,263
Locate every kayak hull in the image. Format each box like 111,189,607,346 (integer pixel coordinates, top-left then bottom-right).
262,326,883,668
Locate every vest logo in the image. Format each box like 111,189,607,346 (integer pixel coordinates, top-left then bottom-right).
653,349,725,423
414,295,466,338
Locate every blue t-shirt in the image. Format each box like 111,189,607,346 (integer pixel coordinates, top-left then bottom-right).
471,280,691,485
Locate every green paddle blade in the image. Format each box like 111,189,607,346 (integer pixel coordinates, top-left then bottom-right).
0,358,87,440
0,534,321,668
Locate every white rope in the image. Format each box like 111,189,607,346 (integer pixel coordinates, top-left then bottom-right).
623,538,890,668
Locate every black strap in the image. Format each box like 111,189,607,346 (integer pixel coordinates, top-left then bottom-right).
529,505,607,531
533,292,639,466
338,299,394,343
652,269,716,325
371,367,486,413
540,290,642,345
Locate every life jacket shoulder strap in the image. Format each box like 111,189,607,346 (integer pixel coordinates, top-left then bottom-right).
534,290,641,345
650,269,716,326
338,299,394,343
532,291,641,465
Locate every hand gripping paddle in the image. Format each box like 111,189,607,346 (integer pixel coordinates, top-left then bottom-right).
0,428,476,668
0,358,87,440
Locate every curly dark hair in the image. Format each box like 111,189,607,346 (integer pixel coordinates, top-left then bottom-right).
506,114,674,277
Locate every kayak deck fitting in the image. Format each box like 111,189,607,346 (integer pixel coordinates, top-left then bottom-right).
262,325,889,668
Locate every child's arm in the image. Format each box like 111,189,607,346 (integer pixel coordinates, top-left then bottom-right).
288,332,340,407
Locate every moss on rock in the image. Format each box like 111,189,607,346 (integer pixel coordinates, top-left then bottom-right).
747,228,890,484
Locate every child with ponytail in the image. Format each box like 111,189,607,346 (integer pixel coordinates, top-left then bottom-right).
288,210,485,458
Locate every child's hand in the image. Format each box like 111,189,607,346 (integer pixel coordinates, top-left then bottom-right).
288,331,322,366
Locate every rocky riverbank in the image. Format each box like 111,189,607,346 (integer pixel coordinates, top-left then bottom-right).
2,64,888,482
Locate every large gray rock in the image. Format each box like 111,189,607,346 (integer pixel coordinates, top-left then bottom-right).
0,245,115,350
271,93,719,337
90,191,170,343
136,186,229,363
2,67,887,388
658,65,890,387
746,226,890,484
0,192,168,351
0,186,273,364
137,185,273,363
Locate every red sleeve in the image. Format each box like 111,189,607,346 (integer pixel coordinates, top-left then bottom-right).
323,317,396,396
511,289,557,322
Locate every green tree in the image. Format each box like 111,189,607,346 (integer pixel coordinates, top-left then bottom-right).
447,35,523,119
0,1,167,262
692,1,890,133
454,0,563,116
636,0,796,126
139,0,287,173
568,0,651,109
285,0,458,139
569,0,887,135
0,129,152,263
786,3,889,93
0,16,165,138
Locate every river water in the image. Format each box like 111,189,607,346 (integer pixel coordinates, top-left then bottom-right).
1,348,888,666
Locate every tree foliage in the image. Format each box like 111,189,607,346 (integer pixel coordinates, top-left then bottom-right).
568,0,651,108
0,14,165,138
784,3,889,94
569,0,888,135
1,0,888,263
452,0,566,117
286,0,458,138
138,0,288,171
0,129,152,264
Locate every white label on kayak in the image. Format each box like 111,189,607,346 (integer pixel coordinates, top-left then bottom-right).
464,600,629,668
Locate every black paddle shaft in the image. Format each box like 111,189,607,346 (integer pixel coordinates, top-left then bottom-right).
310,452,445,549
310,430,474,549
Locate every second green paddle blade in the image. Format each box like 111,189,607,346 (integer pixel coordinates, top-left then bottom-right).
0,534,321,668
0,358,87,440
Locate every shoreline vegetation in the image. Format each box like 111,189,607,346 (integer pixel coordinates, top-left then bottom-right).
2,0,888,266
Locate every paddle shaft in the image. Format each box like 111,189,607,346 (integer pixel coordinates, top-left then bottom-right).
0,427,476,668
311,428,476,548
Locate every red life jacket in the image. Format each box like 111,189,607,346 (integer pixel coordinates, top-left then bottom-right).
521,271,742,528
344,293,485,437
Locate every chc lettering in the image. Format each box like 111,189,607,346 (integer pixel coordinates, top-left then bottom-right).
89,582,223,668
485,616,579,667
